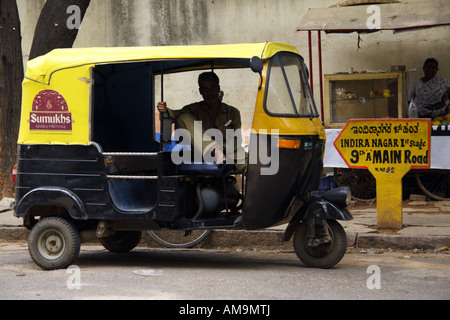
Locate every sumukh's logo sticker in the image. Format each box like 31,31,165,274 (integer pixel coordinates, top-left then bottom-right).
29,90,73,131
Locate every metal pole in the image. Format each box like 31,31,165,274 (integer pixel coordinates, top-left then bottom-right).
318,31,324,123
308,31,314,96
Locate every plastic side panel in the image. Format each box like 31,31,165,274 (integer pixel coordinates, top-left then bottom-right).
15,144,108,218
242,134,323,229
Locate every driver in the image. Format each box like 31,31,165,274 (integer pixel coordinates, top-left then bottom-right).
157,72,247,172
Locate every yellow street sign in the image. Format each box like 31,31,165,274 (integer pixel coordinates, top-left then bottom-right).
334,119,431,230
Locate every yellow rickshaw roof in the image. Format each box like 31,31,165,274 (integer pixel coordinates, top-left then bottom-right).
25,42,300,84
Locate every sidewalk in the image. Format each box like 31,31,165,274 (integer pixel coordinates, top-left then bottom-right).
1,197,449,251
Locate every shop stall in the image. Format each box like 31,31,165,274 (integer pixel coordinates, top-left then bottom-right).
298,0,450,200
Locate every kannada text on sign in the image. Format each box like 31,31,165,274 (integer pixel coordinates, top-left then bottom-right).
334,120,431,173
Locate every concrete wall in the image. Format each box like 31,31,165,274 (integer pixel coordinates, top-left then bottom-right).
17,0,450,122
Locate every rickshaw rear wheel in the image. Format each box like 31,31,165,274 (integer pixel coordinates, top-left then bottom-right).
99,231,142,253
293,219,347,269
147,229,212,248
28,217,81,270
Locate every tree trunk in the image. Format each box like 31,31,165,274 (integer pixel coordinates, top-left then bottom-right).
29,0,91,60
0,0,24,199
0,0,91,199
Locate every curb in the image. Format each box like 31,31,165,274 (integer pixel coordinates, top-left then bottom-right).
0,227,29,243
354,233,450,250
1,226,449,251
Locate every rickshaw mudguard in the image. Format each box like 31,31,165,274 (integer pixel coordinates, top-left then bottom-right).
301,197,353,221
283,197,353,242
15,187,87,220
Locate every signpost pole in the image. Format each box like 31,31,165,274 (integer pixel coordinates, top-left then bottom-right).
369,167,410,230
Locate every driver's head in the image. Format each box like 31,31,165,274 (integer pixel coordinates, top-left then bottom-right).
198,72,220,87
198,72,221,105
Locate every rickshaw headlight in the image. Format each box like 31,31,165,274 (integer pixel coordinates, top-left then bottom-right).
322,187,352,207
345,188,352,206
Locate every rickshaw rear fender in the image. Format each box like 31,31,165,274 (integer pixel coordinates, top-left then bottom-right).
283,197,353,242
15,187,87,220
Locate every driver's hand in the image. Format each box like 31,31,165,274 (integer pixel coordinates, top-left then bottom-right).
157,101,167,113
212,145,226,165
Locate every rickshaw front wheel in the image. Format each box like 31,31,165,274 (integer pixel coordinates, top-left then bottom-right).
99,231,142,253
293,220,347,269
28,217,81,270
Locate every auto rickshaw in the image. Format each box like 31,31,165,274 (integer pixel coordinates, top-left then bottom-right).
14,42,352,270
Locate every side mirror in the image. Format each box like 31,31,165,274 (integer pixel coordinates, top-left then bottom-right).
250,56,263,90
250,56,263,73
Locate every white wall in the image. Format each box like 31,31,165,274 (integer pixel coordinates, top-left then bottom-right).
17,0,450,121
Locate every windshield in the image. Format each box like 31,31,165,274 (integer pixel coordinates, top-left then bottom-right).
264,53,318,117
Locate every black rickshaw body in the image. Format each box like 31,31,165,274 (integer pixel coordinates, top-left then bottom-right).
14,42,352,269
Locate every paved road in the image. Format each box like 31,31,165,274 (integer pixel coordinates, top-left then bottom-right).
1,244,449,301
